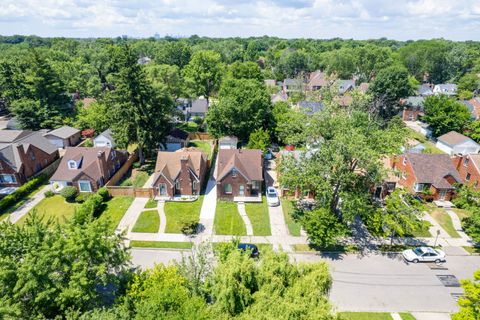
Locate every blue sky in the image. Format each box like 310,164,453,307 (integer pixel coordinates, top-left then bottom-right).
0,0,479,40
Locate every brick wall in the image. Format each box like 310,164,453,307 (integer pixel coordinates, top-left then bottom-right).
454,155,480,190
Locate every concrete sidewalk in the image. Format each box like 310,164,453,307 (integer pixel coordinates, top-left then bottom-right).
237,202,253,236
116,198,149,234
9,185,50,224
198,178,217,236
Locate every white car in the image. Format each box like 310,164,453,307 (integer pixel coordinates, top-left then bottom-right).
402,246,446,263
266,187,280,206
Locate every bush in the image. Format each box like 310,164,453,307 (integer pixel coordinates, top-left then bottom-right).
180,218,199,236
462,210,480,243
83,139,93,147
0,173,48,212
97,187,110,201
76,194,105,219
44,190,55,198
60,186,78,202
75,193,91,203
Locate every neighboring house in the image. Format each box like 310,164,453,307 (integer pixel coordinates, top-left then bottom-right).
461,98,480,120
418,84,434,96
175,98,190,122
392,153,461,201
43,125,81,148
358,82,370,94
277,149,316,199
282,78,302,95
151,148,208,198
216,149,263,200
161,128,190,152
296,100,324,115
307,70,327,91
436,131,480,156
218,136,238,150
453,154,480,190
94,129,116,148
0,116,20,130
271,92,288,104
374,156,400,200
401,138,426,154
0,130,59,188
401,96,425,121
336,79,355,94
433,83,457,96
189,97,209,119
50,147,128,193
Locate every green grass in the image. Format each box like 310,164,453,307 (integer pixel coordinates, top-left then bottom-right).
293,243,359,253
144,198,157,209
214,201,246,235
399,314,416,320
164,196,203,233
453,208,472,220
188,140,212,159
407,128,444,154
97,196,134,231
406,220,432,237
130,240,193,249
17,195,79,225
1,183,48,219
339,312,393,320
281,199,301,236
245,197,271,236
430,208,461,238
463,246,480,255
120,171,149,187
132,210,160,233
177,122,198,133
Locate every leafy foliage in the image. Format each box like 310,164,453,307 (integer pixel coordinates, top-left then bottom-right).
247,128,270,153
422,95,472,137
452,270,480,320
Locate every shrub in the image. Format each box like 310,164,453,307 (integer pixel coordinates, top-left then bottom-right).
76,194,105,219
97,187,110,201
180,218,199,236
44,190,55,198
83,139,93,147
0,173,48,212
60,186,78,202
75,193,91,203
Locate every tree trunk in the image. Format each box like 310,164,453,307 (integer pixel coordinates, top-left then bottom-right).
330,181,341,217
138,146,145,165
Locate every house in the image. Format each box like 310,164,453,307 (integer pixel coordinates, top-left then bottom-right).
436,131,480,156
0,130,59,188
335,79,355,95
50,147,128,193
43,126,81,148
94,129,116,148
358,82,370,94
271,92,288,104
392,153,461,201
461,98,480,120
433,84,457,96
189,97,209,119
453,154,480,190
282,78,302,95
277,149,316,199
418,84,434,96
401,138,426,154
175,98,190,122
296,100,324,115
218,136,238,150
374,157,400,200
307,70,327,91
0,116,20,130
161,128,190,152
216,149,263,200
151,148,208,198
401,96,425,121
137,56,152,65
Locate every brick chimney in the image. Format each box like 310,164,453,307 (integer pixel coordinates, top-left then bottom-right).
16,144,30,175
179,155,192,195
97,150,107,179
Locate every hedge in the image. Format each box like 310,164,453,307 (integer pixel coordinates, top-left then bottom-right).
0,173,48,213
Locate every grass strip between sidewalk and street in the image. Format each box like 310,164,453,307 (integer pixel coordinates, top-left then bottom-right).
339,312,393,320
132,210,160,233
130,240,193,249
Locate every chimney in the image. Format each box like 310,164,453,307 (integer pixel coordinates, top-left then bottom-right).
180,155,189,172
97,150,107,179
16,144,28,171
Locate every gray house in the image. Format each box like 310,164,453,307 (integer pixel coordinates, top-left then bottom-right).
189,98,209,119
94,129,116,148
43,126,81,148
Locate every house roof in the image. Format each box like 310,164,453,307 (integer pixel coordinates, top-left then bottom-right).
358,82,370,93
403,96,425,108
271,92,288,103
97,129,114,142
435,83,457,93
336,79,355,94
44,126,80,139
418,84,434,96
297,100,324,115
405,153,461,188
466,154,480,174
152,148,207,186
219,136,238,144
0,130,33,143
381,157,399,183
190,98,208,114
167,128,189,141
283,78,297,86
469,97,480,119
308,70,327,88
437,131,476,147
217,149,263,182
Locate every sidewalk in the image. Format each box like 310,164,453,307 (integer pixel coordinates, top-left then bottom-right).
198,178,217,236
116,198,149,234
9,185,50,224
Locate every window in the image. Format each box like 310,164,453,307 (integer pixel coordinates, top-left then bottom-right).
175,180,180,190
402,157,407,166
224,184,232,194
30,151,35,160
192,181,197,190
252,180,261,190
78,180,92,192
464,158,470,167
111,150,116,159
68,160,77,169
466,173,471,181
0,174,16,183
0,162,2,170
231,168,237,178
402,172,407,180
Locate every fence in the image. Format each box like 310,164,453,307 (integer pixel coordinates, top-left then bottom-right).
106,186,154,198
188,132,213,141
105,151,138,187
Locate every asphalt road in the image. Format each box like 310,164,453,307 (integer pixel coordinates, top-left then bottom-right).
131,248,480,313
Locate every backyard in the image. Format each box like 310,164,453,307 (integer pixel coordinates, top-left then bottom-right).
407,129,444,154
117,159,156,187
132,210,160,233
281,199,302,236
214,201,246,235
245,197,271,236
164,196,204,233
188,140,213,160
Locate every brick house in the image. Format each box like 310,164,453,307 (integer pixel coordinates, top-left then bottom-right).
0,130,59,188
50,147,128,193
392,153,461,201
400,96,425,121
453,154,480,190
151,148,208,198
216,149,263,200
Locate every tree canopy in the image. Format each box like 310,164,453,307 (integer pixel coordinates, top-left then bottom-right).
422,95,472,137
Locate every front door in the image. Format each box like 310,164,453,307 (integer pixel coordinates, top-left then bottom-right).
239,185,245,196
159,183,167,196
439,190,447,200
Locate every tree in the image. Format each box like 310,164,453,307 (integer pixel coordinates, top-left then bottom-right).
183,50,223,101
457,73,480,92
247,128,270,153
104,45,173,164
155,41,192,68
75,101,110,132
466,121,480,144
303,208,348,248
205,78,273,141
422,95,472,137
272,101,307,145
145,63,184,100
452,270,480,320
227,61,263,83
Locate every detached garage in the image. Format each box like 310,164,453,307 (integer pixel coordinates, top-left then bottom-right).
160,128,190,152
43,126,81,148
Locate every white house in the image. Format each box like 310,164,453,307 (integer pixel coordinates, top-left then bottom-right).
433,84,457,96
94,129,116,148
436,131,480,155
218,136,238,150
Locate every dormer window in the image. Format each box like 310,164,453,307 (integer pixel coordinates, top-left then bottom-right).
68,160,77,169
232,168,237,177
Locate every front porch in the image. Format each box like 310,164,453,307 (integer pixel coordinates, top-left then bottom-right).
233,195,262,203
155,195,199,202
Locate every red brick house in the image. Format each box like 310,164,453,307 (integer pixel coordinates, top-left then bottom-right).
50,147,128,193
216,149,263,200
453,154,480,190
400,96,425,121
392,153,461,201
0,130,59,188
151,148,208,198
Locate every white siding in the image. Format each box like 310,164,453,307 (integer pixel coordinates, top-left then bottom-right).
436,141,453,155
94,136,114,148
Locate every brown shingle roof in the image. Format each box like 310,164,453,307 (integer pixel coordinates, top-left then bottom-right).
437,131,472,146
406,153,461,189
152,148,207,185
217,149,263,182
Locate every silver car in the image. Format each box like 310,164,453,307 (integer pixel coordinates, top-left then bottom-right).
402,246,446,263
266,187,280,206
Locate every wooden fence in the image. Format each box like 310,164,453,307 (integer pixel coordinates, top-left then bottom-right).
106,186,154,198
188,132,213,141
105,151,138,187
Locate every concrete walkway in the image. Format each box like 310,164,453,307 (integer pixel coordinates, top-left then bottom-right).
423,211,451,239
198,178,217,235
157,201,167,234
9,185,50,224
237,202,254,236
446,209,470,241
390,313,401,320
116,198,149,233
143,173,155,188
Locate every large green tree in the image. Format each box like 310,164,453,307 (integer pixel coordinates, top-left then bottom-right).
183,50,223,101
422,95,472,137
452,270,480,320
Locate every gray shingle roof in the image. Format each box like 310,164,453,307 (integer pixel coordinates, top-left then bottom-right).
437,131,475,147
298,100,324,115
190,98,208,114
98,129,114,142
44,125,80,139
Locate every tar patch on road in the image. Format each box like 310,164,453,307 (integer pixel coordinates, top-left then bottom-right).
436,275,461,287
427,263,448,270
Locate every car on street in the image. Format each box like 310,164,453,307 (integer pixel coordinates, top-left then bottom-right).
402,246,446,263
237,243,259,258
266,187,280,206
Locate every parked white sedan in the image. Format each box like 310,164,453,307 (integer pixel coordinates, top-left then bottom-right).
266,187,280,206
402,247,446,263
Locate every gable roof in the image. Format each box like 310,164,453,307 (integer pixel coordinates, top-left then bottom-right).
308,70,327,88
219,136,238,144
217,149,263,182
0,130,33,143
190,98,208,113
466,154,480,174
437,131,477,147
403,96,425,108
435,83,457,93
152,148,207,186
469,97,480,120
418,84,434,96
405,153,461,188
44,126,80,139
336,79,355,94
96,129,114,142
297,100,324,115
167,128,189,141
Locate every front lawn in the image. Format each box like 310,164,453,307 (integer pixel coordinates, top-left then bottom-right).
406,220,431,238
132,210,160,233
164,196,203,233
399,314,416,320
188,140,212,159
339,312,393,320
97,196,134,231
453,208,472,220
214,201,246,235
130,240,193,249
17,195,79,225
245,197,271,236
144,198,157,209
430,208,461,238
281,199,302,236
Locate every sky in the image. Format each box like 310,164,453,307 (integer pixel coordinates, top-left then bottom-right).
0,0,479,40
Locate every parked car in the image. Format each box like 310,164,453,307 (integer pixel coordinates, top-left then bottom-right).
264,149,274,160
238,243,259,258
266,187,280,206
402,247,446,263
